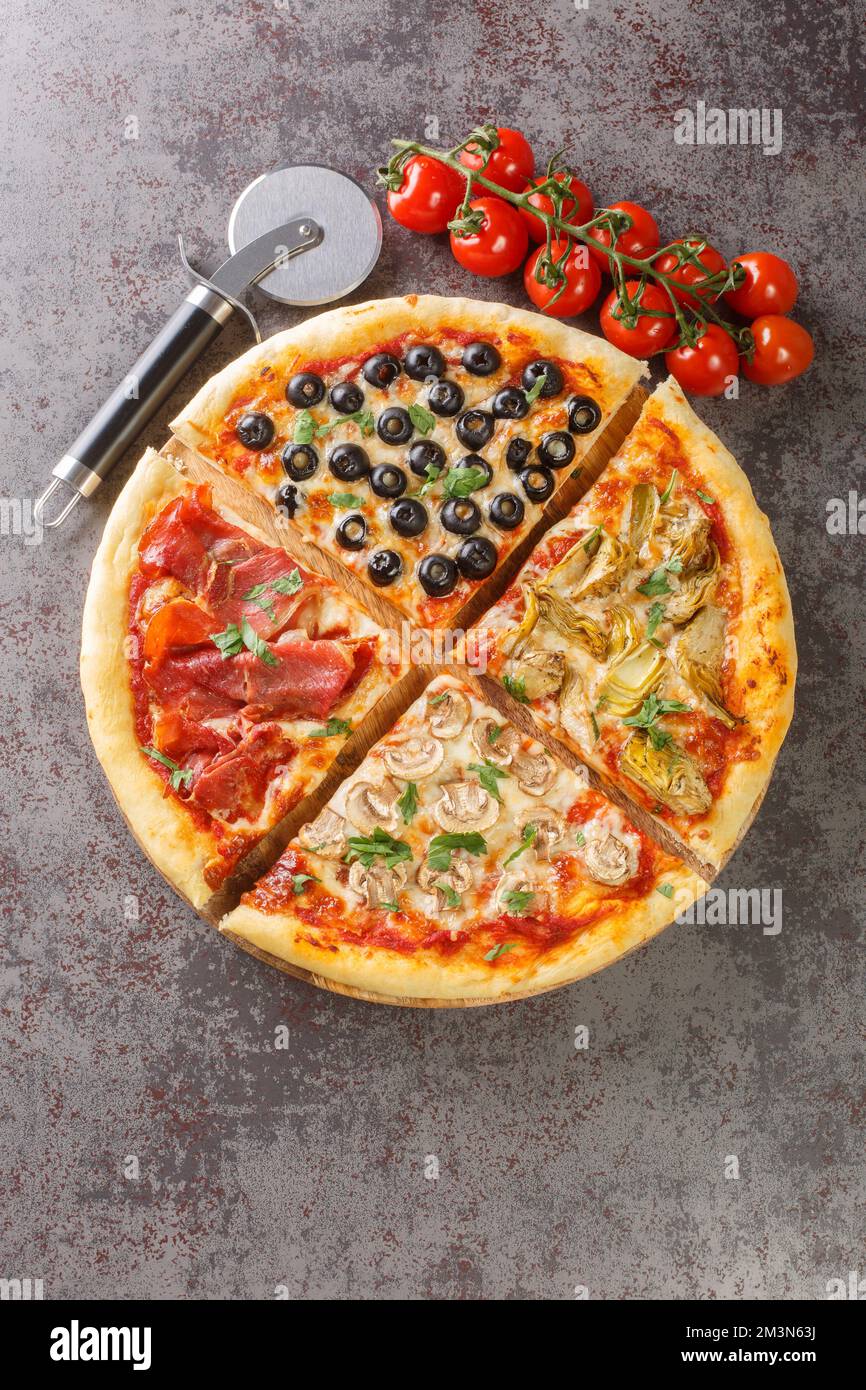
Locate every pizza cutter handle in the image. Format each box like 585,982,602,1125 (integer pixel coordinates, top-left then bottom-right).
47,284,233,508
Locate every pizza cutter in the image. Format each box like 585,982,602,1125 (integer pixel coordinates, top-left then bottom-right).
36,164,382,528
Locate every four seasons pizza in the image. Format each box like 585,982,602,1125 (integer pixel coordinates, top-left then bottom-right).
170,295,644,628
80,449,403,908
220,674,707,1002
471,378,796,871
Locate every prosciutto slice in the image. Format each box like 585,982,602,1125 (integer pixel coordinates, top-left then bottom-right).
191,723,298,823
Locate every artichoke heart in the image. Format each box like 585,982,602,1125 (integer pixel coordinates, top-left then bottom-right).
675,605,744,730
658,499,712,571
534,586,609,661
509,646,566,700
597,640,667,717
571,531,634,601
621,729,712,816
606,603,641,663
665,543,720,624
502,583,540,658
628,483,660,554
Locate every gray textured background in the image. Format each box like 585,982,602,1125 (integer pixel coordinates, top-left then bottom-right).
1,0,863,1300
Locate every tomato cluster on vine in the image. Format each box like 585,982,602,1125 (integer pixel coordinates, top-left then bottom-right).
379,125,814,397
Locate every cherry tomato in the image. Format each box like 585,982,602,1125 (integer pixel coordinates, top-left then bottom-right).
520,171,594,243
665,325,739,396
450,196,529,278
599,280,676,357
524,240,601,317
589,201,660,272
386,154,466,235
741,315,814,385
459,127,535,195
654,238,727,309
724,252,799,318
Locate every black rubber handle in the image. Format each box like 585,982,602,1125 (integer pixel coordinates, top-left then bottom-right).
61,293,229,486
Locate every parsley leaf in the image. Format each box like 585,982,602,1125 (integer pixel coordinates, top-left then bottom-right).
294,410,317,444
656,883,674,899
502,673,529,704
378,900,401,913
427,831,488,874
316,409,375,437
590,711,600,742
308,717,353,739
408,402,436,435
436,882,462,908
487,723,503,745
242,582,276,622
659,469,679,506
467,759,509,803
696,489,716,506
270,569,303,595
328,493,365,510
428,691,449,705
637,556,683,598
291,873,318,895
241,616,278,667
503,888,535,916
622,693,691,750
523,370,548,405
484,942,517,961
210,622,245,658
345,827,413,870
582,524,602,552
397,781,419,825
504,822,537,866
418,463,443,497
442,465,489,499
139,745,193,792
646,601,666,641
575,829,586,847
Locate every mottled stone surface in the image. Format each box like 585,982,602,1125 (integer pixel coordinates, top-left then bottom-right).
1,0,863,1300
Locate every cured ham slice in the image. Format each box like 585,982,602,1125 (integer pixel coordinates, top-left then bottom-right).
191,723,298,823
205,549,308,637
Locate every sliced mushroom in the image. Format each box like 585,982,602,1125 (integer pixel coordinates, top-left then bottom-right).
344,777,401,834
416,856,473,913
348,859,408,909
297,807,347,859
517,807,565,860
509,647,566,700
470,716,521,767
426,686,470,739
383,734,444,780
433,779,501,833
495,870,548,916
581,821,639,886
513,747,557,797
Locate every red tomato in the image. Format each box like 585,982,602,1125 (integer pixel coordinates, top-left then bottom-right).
654,238,727,309
665,325,739,396
724,252,799,318
450,196,529,277
599,280,676,357
459,127,535,194
524,240,601,317
386,155,466,234
741,315,814,385
520,172,594,243
589,201,660,271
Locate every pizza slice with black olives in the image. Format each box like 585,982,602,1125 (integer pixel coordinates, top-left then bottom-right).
80,449,404,908
170,294,645,629
471,377,796,872
219,672,707,1002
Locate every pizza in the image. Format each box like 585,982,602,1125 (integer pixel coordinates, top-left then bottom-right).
220,673,708,1002
470,377,797,872
170,295,644,629
80,448,404,908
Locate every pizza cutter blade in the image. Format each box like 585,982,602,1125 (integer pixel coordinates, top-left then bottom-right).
36,164,382,528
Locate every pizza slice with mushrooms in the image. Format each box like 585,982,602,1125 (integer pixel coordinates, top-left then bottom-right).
169,294,645,629
80,449,405,908
471,377,796,873
219,672,707,1003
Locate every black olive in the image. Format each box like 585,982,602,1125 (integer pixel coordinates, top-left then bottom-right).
418,554,459,597
519,465,556,503
408,439,447,478
362,353,401,389
286,372,325,407
537,430,576,469
328,443,370,482
462,341,501,375
389,497,429,538
456,408,495,450
368,549,403,587
522,359,564,398
567,394,602,434
336,513,368,551
455,453,493,486
330,380,365,414
236,412,275,450
370,463,408,499
276,482,299,520
505,437,532,471
281,441,319,481
492,386,529,420
427,378,465,417
440,497,482,535
456,536,498,581
404,344,446,380
489,492,525,530
376,406,414,446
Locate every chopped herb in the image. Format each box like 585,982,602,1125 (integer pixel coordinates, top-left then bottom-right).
210,618,278,667
637,556,683,598
428,690,449,705
590,711,600,742
345,826,413,870
436,882,462,908
623,693,691,750
487,723,503,745
316,409,375,437
646,601,666,641
696,489,716,506
442,464,489,499
659,469,679,506
582,524,602,552
504,822,537,866
485,942,517,961
397,781,419,825
308,717,353,739
242,582,277,622
418,462,443,497
502,673,528,704
408,402,436,435
328,492,366,509
427,831,488,874
656,883,674,899
294,410,317,443
503,888,535,916
270,569,303,595
467,759,510,802
139,746,193,792
575,829,586,847
378,900,400,913
210,622,245,658
291,873,318,895
523,370,548,405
